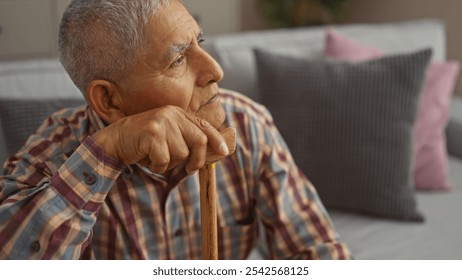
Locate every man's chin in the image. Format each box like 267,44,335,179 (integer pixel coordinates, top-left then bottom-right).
195,105,226,130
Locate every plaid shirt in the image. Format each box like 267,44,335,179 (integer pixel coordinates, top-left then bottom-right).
0,89,351,259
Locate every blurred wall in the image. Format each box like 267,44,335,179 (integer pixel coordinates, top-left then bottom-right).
341,0,462,96
182,0,241,34
240,0,462,96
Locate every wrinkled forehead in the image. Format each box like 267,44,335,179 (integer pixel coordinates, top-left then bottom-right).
131,0,202,70
145,1,199,54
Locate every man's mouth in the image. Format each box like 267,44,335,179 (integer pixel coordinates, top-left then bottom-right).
201,94,219,109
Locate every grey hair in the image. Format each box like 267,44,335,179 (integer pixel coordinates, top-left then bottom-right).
59,0,171,95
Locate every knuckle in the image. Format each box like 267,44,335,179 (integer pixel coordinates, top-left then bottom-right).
149,121,161,132
187,158,205,172
147,119,164,135
171,147,190,162
157,104,175,112
162,105,182,118
196,133,208,146
179,147,190,159
149,156,170,171
149,164,168,174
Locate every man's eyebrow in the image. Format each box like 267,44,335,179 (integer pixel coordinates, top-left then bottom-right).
163,42,190,64
162,29,204,65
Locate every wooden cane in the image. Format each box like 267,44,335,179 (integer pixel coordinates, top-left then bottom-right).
199,163,218,260
200,127,236,260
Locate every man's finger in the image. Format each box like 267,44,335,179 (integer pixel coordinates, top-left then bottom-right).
147,140,170,174
183,114,229,156
205,127,236,164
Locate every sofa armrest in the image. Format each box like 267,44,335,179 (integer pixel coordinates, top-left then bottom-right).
0,122,7,165
447,119,462,159
447,96,462,159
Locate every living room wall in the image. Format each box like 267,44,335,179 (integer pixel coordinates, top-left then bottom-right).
240,0,462,96
182,0,240,35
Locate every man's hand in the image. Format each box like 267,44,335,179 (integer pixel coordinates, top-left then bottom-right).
92,105,231,175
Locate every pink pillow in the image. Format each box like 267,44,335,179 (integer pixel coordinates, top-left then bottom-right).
324,29,460,190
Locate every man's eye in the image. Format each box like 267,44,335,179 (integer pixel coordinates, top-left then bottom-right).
171,55,186,67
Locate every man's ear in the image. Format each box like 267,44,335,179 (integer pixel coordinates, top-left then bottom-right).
86,80,126,124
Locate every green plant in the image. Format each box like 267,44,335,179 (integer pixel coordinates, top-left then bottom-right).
258,0,349,27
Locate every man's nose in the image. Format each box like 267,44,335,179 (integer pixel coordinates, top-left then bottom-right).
195,48,224,87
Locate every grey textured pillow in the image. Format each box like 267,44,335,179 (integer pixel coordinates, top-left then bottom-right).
255,48,432,221
0,98,86,155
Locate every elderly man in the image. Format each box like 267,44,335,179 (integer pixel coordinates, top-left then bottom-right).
0,0,351,259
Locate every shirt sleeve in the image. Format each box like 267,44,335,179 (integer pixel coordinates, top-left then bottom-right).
0,136,123,259
255,108,353,260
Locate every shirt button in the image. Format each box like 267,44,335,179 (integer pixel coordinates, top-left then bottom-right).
30,241,41,253
83,172,96,185
174,229,183,237
123,168,132,179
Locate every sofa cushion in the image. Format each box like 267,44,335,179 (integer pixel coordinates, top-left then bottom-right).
0,98,86,157
0,59,81,99
324,29,461,191
255,48,432,221
0,58,83,164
